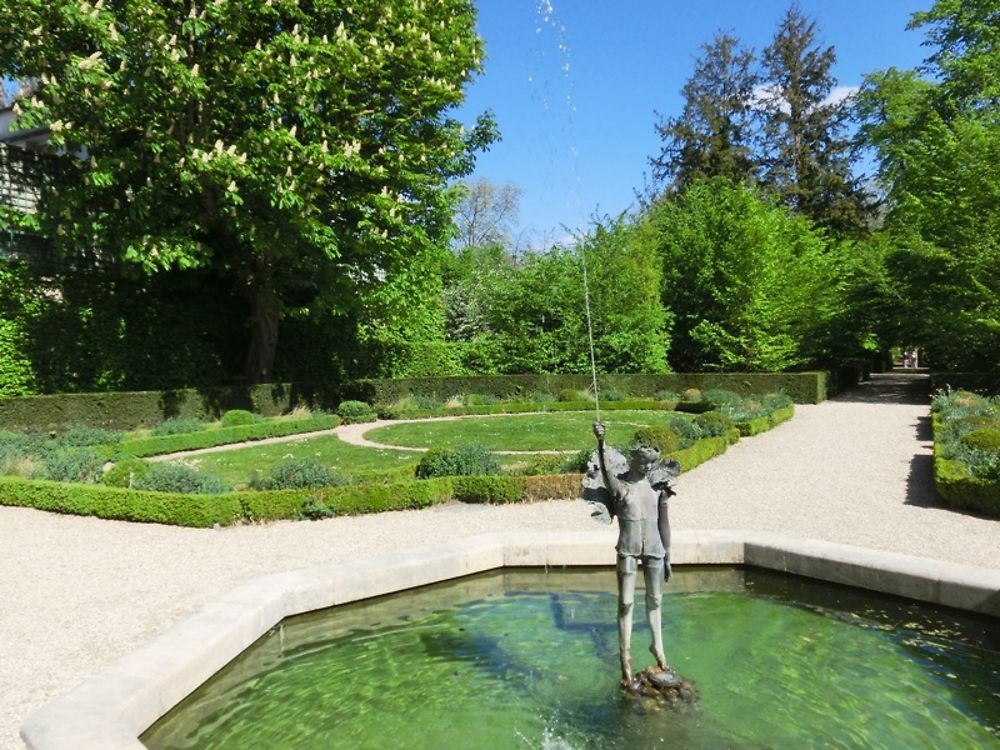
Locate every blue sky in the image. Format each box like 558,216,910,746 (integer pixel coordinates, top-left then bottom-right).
456,0,931,246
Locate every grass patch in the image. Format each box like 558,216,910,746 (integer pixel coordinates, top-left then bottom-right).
365,411,695,452
190,433,422,485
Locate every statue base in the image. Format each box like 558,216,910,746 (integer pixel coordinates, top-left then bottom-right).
621,665,697,707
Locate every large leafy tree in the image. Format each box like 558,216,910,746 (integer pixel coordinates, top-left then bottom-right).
641,179,836,372
857,0,1000,369
758,6,867,234
650,32,759,192
0,0,496,383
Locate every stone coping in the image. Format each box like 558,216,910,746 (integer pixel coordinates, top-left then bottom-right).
21,530,1000,750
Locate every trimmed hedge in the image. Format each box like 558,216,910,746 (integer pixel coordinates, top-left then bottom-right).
378,399,683,420
116,415,340,457
356,372,828,406
931,415,1000,517
733,405,795,437
665,435,732,473
0,476,243,527
929,372,1000,396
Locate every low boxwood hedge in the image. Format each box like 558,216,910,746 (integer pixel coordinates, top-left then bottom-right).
0,476,243,527
116,415,341,457
733,405,795,437
0,403,794,526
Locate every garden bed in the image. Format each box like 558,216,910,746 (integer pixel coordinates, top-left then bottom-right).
929,391,1000,518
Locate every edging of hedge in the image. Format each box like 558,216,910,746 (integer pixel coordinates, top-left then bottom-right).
117,415,341,458
931,415,1000,518
0,476,243,527
0,401,796,526
734,405,795,437
380,400,684,420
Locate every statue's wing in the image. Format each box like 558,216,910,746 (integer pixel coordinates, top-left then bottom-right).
649,459,681,496
581,446,628,524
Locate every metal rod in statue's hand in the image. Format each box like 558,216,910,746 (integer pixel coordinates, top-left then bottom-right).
581,248,601,423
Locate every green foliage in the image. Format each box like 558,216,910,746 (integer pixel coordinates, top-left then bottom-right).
452,475,523,504
250,458,347,491
642,180,838,372
694,411,735,438
0,475,244,526
0,0,497,384
56,425,123,448
632,426,679,454
221,410,257,428
651,32,759,190
151,418,207,437
665,435,731,473
300,495,337,520
43,448,103,484
117,415,340,457
856,0,1000,371
531,391,558,403
558,389,581,403
101,458,153,489
336,400,376,424
654,390,681,402
132,463,228,495
415,444,502,479
701,389,742,408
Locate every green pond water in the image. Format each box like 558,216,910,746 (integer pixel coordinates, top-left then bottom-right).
143,568,1000,749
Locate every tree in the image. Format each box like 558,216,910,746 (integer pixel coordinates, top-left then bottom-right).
650,32,759,192
452,177,522,250
758,6,867,234
641,179,837,372
856,0,1000,369
0,0,497,383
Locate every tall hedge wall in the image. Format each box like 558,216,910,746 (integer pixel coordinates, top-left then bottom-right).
929,372,1000,395
0,371,824,431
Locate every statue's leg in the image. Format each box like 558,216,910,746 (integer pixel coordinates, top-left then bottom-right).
616,555,637,682
643,557,667,669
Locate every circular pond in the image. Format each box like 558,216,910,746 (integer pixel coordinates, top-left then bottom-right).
142,568,1000,749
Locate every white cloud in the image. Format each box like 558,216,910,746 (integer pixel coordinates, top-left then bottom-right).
751,84,859,113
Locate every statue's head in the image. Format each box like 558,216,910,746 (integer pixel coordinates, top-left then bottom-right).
628,444,660,475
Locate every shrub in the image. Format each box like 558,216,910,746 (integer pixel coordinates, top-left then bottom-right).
695,411,734,438
56,425,123,448
151,417,206,436
632,426,679,454
102,458,153,488
464,393,499,406
221,409,257,427
558,388,580,403
44,448,104,484
654,390,681,402
961,429,1000,455
682,388,702,402
666,416,703,449
762,391,794,410
301,495,337,520
701,389,742,409
337,400,377,423
133,463,229,495
561,448,592,473
531,391,558,403
251,458,348,490
513,454,568,476
415,444,502,478
951,415,1000,439
601,389,628,402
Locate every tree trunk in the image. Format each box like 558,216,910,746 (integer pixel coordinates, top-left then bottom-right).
244,267,280,384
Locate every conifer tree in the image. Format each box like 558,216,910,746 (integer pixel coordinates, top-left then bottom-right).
650,32,759,192
758,6,867,234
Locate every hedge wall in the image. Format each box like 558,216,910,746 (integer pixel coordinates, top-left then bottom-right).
380,399,684,420
0,372,824,431
117,415,340,458
354,372,828,406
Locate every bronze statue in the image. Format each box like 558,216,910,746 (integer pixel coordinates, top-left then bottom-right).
584,422,684,692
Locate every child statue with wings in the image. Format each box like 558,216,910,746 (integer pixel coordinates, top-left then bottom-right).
583,422,680,686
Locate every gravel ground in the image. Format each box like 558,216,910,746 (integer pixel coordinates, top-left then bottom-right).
2,373,998,749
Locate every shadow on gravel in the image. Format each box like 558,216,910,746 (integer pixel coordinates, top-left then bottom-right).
905,454,943,508
832,372,930,405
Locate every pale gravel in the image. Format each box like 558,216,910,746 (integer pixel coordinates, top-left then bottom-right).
2,374,999,750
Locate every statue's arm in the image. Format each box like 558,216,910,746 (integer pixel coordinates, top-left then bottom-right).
658,490,672,582
592,422,621,500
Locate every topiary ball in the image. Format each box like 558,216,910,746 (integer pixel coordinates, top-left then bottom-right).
221,409,256,427
632,425,679,455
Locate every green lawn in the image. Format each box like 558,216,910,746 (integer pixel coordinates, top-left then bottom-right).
185,434,422,485
365,411,693,451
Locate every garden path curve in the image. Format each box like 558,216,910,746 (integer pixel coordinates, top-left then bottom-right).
3,371,1000,750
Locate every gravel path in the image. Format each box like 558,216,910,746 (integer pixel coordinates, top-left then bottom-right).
2,372,998,749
